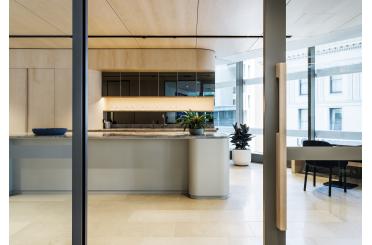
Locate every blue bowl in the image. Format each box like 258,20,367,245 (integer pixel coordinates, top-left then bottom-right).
32,128,67,136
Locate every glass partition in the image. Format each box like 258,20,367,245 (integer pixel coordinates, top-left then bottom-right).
9,1,72,243
214,63,237,135
314,37,362,145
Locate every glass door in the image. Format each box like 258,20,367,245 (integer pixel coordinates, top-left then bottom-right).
9,0,73,243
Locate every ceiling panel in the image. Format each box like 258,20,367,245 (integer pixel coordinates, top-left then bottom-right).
287,0,362,38
107,0,198,35
197,38,257,58
197,0,263,35
10,38,72,49
136,38,196,48
10,0,65,35
15,0,71,34
88,0,131,35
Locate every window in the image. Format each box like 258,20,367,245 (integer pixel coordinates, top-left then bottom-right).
329,108,342,130
330,75,342,93
298,109,308,130
299,79,308,95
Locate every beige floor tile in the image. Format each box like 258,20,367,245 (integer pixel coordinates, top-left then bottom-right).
9,163,361,244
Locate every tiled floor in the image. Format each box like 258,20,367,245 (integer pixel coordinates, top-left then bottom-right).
10,163,362,245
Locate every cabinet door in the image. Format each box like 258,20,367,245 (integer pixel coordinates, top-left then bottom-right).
140,72,159,96
123,72,140,96
102,72,120,96
159,72,177,96
55,69,72,129
198,72,215,96
177,72,200,96
28,69,55,131
9,69,27,134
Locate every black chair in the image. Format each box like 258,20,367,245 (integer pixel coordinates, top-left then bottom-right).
303,140,348,196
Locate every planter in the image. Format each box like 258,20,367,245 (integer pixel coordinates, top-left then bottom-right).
189,128,205,135
232,148,251,166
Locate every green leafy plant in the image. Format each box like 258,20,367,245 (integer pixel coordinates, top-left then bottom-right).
177,111,212,131
230,123,253,150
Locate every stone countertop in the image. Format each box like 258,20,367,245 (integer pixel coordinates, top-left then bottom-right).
10,131,229,140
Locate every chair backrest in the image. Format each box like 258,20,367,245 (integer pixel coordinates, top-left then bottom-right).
302,140,348,168
303,140,333,147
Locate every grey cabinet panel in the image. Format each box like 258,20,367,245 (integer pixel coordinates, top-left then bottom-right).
123,72,140,96
140,73,158,96
102,72,120,96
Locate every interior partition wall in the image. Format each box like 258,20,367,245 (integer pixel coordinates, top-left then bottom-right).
263,0,286,244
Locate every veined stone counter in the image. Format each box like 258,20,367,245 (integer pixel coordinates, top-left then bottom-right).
9,132,230,199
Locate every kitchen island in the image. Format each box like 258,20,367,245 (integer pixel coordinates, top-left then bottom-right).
9,132,230,199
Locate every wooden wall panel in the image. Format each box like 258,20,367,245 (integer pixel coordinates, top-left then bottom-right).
88,70,103,130
54,69,72,129
28,69,55,131
10,49,215,72
9,68,28,134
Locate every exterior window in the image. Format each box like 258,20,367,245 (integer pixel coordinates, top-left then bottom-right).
299,79,308,95
330,75,342,93
298,109,308,130
330,108,342,130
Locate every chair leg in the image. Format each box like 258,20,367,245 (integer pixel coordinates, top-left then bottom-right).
313,167,316,187
344,167,347,193
329,168,332,197
304,164,309,191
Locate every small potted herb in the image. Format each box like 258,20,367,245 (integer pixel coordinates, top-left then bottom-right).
177,111,211,135
230,123,254,166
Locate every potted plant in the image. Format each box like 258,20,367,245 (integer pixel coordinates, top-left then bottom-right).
230,123,254,166
177,111,211,135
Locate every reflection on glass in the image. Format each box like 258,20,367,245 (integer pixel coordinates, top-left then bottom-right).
164,81,177,96
177,81,201,96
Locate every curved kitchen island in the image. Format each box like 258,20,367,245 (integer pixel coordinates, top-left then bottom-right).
9,132,229,199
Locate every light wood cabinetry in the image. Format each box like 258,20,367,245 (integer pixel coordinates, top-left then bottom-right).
88,70,103,130
9,69,28,134
27,69,55,131
54,69,72,129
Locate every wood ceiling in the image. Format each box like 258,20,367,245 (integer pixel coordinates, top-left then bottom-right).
9,0,361,59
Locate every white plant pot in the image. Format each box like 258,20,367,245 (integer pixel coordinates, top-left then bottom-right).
232,149,251,166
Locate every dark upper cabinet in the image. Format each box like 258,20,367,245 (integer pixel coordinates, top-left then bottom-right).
140,73,159,96
177,72,201,96
159,73,177,96
102,72,120,96
198,72,215,96
102,72,214,97
122,72,140,96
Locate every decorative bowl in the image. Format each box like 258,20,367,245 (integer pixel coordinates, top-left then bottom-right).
32,128,67,136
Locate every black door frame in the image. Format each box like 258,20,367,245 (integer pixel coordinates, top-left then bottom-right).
72,0,88,244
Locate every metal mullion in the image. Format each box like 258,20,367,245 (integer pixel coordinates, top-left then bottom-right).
236,61,244,124
72,0,88,244
308,46,316,140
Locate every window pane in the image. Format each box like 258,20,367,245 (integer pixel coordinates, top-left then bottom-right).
286,48,308,146
315,37,362,145
214,64,237,135
243,55,263,154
